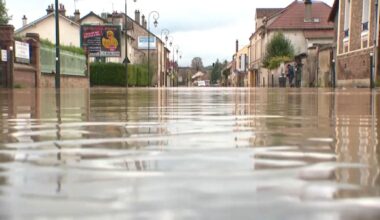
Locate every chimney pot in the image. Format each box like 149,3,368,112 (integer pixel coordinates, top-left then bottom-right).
22,15,27,26
135,10,141,25
142,15,146,28
304,0,313,22
74,10,80,22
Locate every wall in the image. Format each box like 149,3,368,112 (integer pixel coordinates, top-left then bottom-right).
336,0,376,87
16,14,80,47
40,73,89,88
337,48,372,87
318,48,333,87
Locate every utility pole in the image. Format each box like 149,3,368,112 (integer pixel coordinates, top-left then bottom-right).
55,0,61,89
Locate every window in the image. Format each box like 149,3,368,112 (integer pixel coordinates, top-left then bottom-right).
362,0,369,32
344,0,351,37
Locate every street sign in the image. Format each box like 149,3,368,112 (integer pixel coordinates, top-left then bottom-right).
1,50,7,62
138,36,157,50
15,41,30,64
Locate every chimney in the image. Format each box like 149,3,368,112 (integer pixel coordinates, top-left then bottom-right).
135,10,140,25
236,40,239,53
304,0,312,22
59,4,66,16
142,15,146,28
74,10,80,22
22,15,27,27
46,4,54,14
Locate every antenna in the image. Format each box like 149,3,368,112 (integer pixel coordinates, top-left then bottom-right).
74,0,77,10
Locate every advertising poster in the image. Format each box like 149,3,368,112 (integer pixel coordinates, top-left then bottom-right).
81,25,121,57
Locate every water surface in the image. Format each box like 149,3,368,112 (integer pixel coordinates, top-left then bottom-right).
0,88,379,220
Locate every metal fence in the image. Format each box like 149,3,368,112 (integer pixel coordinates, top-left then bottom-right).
40,45,86,76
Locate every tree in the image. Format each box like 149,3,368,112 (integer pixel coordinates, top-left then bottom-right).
263,32,294,70
211,59,225,84
191,57,204,72
0,0,11,25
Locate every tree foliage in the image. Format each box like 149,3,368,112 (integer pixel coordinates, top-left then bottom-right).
0,0,11,25
211,59,227,84
263,33,294,70
191,57,204,72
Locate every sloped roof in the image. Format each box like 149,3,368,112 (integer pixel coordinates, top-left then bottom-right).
256,8,283,19
267,1,333,30
15,13,80,34
79,11,107,23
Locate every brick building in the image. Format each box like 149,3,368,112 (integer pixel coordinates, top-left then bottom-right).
329,0,379,87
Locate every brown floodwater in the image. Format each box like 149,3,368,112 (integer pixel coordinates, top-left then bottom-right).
0,87,379,220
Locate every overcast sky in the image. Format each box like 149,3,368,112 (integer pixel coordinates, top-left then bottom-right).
7,0,334,66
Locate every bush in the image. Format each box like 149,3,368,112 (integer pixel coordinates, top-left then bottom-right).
267,56,292,70
90,63,150,87
40,39,85,55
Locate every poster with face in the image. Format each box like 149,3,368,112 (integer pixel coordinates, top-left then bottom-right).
81,25,121,57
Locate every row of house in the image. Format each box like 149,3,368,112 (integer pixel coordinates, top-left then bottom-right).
14,4,172,87
228,0,379,88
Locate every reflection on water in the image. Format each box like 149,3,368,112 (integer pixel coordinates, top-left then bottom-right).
0,88,379,220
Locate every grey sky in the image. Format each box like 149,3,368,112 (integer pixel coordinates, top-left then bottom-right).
7,0,334,66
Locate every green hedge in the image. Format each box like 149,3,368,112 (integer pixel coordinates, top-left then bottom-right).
40,39,85,55
90,63,150,87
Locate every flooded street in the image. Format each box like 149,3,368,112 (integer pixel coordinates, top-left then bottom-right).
0,88,379,220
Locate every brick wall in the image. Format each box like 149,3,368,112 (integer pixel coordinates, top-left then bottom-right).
40,73,89,88
13,64,36,87
337,48,372,87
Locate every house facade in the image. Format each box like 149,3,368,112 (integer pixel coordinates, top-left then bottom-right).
329,0,379,87
248,0,334,87
14,4,170,87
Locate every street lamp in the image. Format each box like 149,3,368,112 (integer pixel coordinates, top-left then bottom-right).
177,51,183,87
125,0,137,88
161,29,169,87
173,45,179,87
147,11,159,87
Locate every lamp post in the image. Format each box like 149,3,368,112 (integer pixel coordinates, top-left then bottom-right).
161,29,169,87
54,0,60,89
178,51,183,87
173,45,179,87
125,0,137,88
147,11,159,87
167,36,173,86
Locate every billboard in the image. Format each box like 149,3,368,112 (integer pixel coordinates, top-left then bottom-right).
81,25,121,57
15,41,30,64
138,36,157,50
